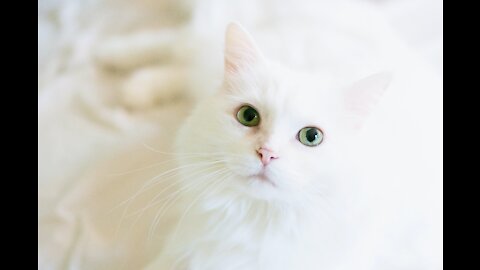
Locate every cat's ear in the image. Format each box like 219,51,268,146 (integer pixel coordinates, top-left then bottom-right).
343,72,393,130
224,22,264,74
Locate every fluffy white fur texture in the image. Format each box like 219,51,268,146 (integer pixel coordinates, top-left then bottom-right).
142,23,439,270
38,1,442,270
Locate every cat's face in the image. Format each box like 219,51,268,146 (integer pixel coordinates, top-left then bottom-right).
175,23,391,203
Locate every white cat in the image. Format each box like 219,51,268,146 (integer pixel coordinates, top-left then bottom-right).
140,23,440,270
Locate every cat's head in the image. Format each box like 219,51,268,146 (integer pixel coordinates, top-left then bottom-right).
175,23,391,204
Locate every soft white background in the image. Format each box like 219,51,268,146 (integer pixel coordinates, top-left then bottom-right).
38,0,442,268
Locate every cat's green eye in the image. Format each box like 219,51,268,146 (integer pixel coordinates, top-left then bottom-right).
298,127,324,147
236,105,260,127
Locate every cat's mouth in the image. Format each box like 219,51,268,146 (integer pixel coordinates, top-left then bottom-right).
251,172,276,187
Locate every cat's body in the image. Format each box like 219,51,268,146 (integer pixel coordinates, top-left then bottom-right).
38,2,442,269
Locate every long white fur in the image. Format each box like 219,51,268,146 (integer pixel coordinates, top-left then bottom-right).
143,23,439,270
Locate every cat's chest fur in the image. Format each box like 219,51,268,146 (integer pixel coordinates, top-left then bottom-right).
147,184,356,270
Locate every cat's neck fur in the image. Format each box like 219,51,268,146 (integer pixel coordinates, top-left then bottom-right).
164,176,335,270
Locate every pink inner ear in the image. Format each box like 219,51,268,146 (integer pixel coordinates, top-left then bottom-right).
224,23,263,76
346,90,381,130
225,57,239,74
224,44,258,75
344,72,392,129
225,57,239,73
346,86,383,117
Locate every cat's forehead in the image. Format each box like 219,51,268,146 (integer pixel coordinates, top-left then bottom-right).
261,66,337,119
226,65,338,128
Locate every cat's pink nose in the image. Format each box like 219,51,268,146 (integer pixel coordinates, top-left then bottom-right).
257,147,278,166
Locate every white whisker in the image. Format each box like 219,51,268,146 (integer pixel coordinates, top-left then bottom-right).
147,168,230,241
112,160,226,238
171,172,232,243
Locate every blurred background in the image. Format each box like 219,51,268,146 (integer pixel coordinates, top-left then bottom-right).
38,0,442,268
38,0,442,83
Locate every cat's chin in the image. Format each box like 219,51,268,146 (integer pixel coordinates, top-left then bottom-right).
232,172,288,202
250,173,277,187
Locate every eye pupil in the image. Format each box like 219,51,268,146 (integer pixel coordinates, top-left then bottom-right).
306,128,318,142
243,108,256,122
298,127,323,147
236,105,260,127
